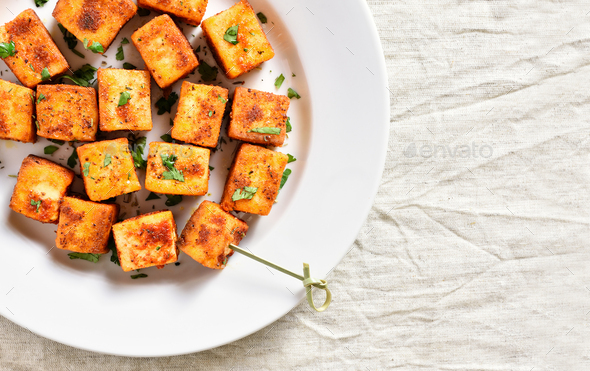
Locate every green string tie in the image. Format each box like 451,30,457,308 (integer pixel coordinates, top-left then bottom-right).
228,244,332,312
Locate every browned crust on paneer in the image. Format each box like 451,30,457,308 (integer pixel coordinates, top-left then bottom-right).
178,200,247,269
201,0,274,79
97,68,152,132
0,9,70,88
77,138,142,201
171,81,228,147
36,84,98,142
52,0,137,53
112,210,178,272
220,143,288,215
0,79,35,143
138,0,208,26
145,141,210,196
228,87,289,147
56,197,119,254
131,14,199,89
9,155,75,224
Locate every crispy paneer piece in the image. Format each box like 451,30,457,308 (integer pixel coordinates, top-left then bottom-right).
220,143,288,215
77,138,141,201
228,87,289,147
201,0,274,79
36,84,98,142
131,15,199,89
97,69,152,132
0,79,35,143
52,0,137,53
0,9,70,88
145,141,210,196
171,82,228,148
138,0,208,26
56,197,119,254
9,155,74,223
178,201,247,269
112,210,178,272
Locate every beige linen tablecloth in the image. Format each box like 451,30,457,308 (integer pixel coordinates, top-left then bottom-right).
2,0,590,369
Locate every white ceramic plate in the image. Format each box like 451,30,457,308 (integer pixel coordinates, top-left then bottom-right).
0,0,388,356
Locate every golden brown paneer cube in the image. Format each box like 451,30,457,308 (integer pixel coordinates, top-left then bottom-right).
228,87,289,147
138,0,208,26
36,84,98,142
0,9,70,88
0,79,35,143
220,143,288,215
56,197,119,254
171,82,228,148
77,138,142,202
178,200,247,269
131,15,199,89
112,210,178,272
201,0,274,79
52,0,137,53
9,155,74,224
145,141,210,196
97,69,152,132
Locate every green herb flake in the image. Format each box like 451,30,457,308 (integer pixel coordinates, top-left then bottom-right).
116,45,124,61
146,192,161,201
195,45,201,53
231,186,258,201
30,199,41,213
8,175,17,178
118,91,131,106
160,134,173,143
156,246,161,251
155,92,179,115
243,48,248,52
208,110,213,117
286,117,292,133
108,239,119,266
208,165,214,171
60,64,98,87
248,127,281,135
287,88,301,99
223,25,239,45
121,38,129,45
198,61,218,82
103,153,112,167
44,145,59,155
217,95,227,103
130,136,147,169
37,93,46,104
34,0,48,7
68,252,100,263
41,67,51,81
274,73,285,89
67,148,79,168
29,64,35,72
160,153,185,182
257,12,268,24
131,273,148,279
165,194,183,206
123,62,137,70
0,41,16,59
137,7,151,16
83,38,104,53
82,162,91,177
292,73,296,77
49,139,65,145
280,169,292,190
287,154,296,163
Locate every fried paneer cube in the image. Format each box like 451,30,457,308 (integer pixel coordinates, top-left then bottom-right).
112,210,178,272
0,9,70,88
228,87,289,147
52,0,137,53
178,201,247,269
36,84,98,142
9,155,74,223
131,15,199,89
201,0,274,79
171,82,228,148
97,69,152,132
56,197,119,254
138,0,208,26
77,138,141,201
0,79,35,143
220,143,288,215
145,141,210,196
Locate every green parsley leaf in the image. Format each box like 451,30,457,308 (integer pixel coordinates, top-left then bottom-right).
155,92,179,115
161,153,185,182
243,48,248,52
160,134,173,143
165,194,183,206
156,246,161,251
41,67,51,81
131,273,148,279
208,110,213,117
8,175,17,178
34,0,48,7
83,38,104,53
118,91,131,106
130,136,147,169
37,93,46,104
30,199,41,213
257,12,268,24
123,62,137,70
231,186,258,201
217,95,227,103
29,64,35,72
248,127,281,135
0,41,16,59
146,192,161,201
68,252,100,263
108,239,119,266
286,117,292,133
44,145,59,155
60,64,97,87
137,7,151,16
208,165,214,171
287,154,296,163
287,88,301,99
67,148,78,168
280,169,292,190
116,45,124,61
198,61,218,82
49,139,65,145
82,162,90,177
274,73,285,89
224,25,239,45
121,38,129,45
195,45,201,53
103,153,112,167
57,24,84,58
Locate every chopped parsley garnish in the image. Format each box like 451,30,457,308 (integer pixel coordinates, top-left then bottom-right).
118,91,131,106
257,12,268,24
121,38,129,45
108,239,119,266
116,45,124,61
30,199,41,213
208,110,213,117
49,139,65,145
161,153,185,182
248,127,281,135
287,154,296,163
287,88,301,99
82,162,90,177
198,61,218,82
67,148,78,168
155,92,179,115
68,253,100,263
217,95,227,103
103,153,112,167
41,67,51,81
165,194,182,206
130,136,147,169
274,73,285,89
160,134,173,143
280,169,292,190
44,145,59,155
286,117,292,133
123,62,137,70
146,192,161,201
83,38,104,53
156,246,161,251
231,186,258,201
243,48,248,52
58,24,84,58
37,93,46,104
131,273,148,279
195,45,201,53
208,165,214,171
224,25,239,45
137,7,151,16
29,64,35,72
0,41,16,59
34,0,48,7
60,64,97,87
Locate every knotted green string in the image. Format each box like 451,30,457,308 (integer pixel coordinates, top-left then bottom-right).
228,244,332,312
